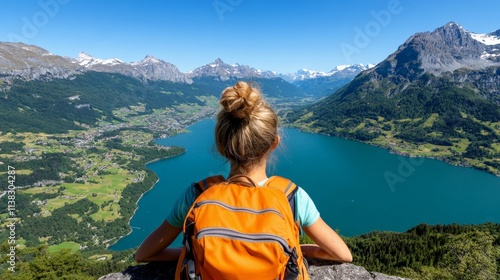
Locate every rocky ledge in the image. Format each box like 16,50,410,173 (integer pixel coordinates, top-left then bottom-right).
98,260,408,280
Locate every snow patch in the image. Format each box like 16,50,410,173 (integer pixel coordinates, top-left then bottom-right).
132,55,161,65
481,51,500,60
335,64,351,71
470,33,500,45
284,64,371,81
77,52,123,67
102,58,123,66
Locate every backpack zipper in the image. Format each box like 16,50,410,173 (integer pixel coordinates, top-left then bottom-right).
195,200,284,219
196,227,293,256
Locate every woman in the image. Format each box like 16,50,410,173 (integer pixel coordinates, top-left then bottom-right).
135,81,352,264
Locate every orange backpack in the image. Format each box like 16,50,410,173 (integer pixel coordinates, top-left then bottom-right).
175,175,310,280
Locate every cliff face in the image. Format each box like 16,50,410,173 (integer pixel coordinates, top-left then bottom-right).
98,261,408,280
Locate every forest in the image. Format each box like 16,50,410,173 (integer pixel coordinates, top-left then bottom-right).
2,223,498,279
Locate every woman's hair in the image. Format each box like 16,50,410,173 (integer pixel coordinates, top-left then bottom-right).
215,81,279,172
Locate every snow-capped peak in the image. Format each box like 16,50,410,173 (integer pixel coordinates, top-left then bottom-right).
257,69,277,75
131,55,161,66
77,52,95,65
281,64,372,82
77,52,123,67
143,55,159,63
333,64,352,71
292,69,330,79
209,58,225,67
102,58,123,66
446,22,464,30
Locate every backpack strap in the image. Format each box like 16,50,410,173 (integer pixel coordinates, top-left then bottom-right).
264,176,299,222
227,174,258,188
194,175,226,194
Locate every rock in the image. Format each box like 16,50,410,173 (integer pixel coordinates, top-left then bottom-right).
98,261,408,280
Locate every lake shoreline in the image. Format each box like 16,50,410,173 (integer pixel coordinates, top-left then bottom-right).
108,150,187,250
287,124,500,178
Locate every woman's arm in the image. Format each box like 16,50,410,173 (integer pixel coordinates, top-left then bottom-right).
135,219,183,262
301,217,352,263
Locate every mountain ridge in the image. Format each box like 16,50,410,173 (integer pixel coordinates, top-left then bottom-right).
0,42,84,86
368,22,500,81
74,52,193,83
0,42,370,92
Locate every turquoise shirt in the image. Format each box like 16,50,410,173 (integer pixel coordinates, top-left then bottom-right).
166,181,320,228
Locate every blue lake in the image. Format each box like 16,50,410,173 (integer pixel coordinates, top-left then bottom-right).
111,118,500,250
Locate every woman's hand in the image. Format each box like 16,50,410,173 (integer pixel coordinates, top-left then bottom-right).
134,220,183,262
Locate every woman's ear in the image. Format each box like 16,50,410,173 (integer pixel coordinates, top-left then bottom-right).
271,135,280,150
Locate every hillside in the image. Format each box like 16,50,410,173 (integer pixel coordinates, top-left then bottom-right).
288,22,500,175
0,71,216,133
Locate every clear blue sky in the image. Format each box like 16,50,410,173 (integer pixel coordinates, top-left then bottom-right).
1,0,499,73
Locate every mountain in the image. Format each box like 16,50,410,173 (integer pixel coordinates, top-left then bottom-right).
188,58,273,80
0,43,192,86
373,22,500,79
131,55,192,83
288,64,375,97
76,52,192,83
289,22,500,175
0,42,83,86
188,58,306,98
280,64,373,82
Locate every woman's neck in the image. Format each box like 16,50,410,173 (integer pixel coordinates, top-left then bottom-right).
228,160,268,183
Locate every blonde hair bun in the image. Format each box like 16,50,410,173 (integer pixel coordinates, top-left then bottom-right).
215,81,279,169
220,81,262,120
